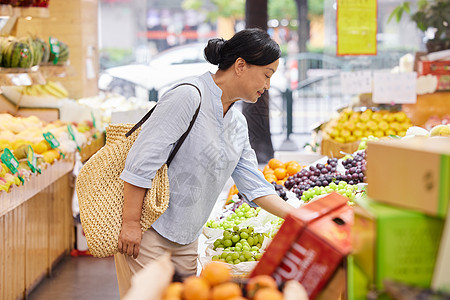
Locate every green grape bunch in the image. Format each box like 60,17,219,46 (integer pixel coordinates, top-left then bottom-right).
211,225,265,264
206,203,261,230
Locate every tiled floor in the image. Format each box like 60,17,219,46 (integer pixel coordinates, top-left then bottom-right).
28,256,120,300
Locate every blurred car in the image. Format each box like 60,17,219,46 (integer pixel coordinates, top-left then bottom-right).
98,42,287,100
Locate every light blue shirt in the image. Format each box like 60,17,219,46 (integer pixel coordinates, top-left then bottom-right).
120,72,276,244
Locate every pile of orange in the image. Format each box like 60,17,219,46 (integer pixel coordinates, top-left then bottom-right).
161,261,283,300
262,158,303,185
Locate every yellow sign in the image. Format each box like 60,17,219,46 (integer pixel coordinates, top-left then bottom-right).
337,0,377,56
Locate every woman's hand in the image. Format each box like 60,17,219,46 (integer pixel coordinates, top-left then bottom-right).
118,220,142,259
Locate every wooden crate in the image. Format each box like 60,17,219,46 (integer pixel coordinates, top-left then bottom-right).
321,137,360,158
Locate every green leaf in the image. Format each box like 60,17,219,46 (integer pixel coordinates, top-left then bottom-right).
396,6,404,22
403,2,411,14
388,6,401,23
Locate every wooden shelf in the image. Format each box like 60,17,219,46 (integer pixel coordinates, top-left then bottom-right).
0,5,49,18
0,67,46,86
0,5,49,35
39,64,75,78
0,153,75,217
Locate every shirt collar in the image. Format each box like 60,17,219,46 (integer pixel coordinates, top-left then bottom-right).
202,72,222,98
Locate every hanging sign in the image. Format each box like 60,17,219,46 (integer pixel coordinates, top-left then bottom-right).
337,0,377,56
372,71,417,104
340,71,373,95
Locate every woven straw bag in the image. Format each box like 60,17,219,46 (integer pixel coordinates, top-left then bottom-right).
76,83,201,258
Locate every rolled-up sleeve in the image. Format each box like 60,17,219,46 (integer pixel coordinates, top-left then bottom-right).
231,135,276,201
120,85,201,188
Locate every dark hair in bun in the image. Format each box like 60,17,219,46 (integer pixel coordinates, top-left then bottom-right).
204,28,281,70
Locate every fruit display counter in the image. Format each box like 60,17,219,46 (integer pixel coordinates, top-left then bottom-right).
0,155,75,300
195,124,449,299
0,112,105,299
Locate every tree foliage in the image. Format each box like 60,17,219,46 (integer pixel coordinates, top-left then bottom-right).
182,0,324,22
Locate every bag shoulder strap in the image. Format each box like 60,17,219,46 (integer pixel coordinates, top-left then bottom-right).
124,82,202,167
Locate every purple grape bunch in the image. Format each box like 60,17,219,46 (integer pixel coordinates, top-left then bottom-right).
284,158,340,199
342,150,367,185
271,181,288,201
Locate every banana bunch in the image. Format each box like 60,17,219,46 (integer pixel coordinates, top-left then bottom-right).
16,81,69,99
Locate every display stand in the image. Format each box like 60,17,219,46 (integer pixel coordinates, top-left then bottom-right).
0,68,46,86
0,132,106,299
0,155,74,300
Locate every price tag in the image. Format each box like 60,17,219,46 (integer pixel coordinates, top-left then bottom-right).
372,71,417,104
67,125,81,152
26,145,38,173
340,71,372,95
43,132,65,159
1,148,19,174
43,132,60,148
49,37,60,65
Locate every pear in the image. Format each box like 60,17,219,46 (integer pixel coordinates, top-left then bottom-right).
430,124,450,137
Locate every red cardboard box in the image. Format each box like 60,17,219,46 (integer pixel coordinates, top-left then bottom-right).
250,193,353,299
418,60,450,76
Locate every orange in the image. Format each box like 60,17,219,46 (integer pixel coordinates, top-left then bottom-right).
264,174,277,183
268,158,284,170
162,282,183,299
254,288,283,300
227,297,247,300
201,261,231,287
246,275,278,299
263,164,272,173
273,168,287,180
286,163,301,176
211,282,242,300
182,276,210,300
263,168,274,176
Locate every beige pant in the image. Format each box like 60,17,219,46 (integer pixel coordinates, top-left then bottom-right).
114,227,199,298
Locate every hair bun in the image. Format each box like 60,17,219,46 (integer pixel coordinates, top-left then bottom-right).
204,38,225,65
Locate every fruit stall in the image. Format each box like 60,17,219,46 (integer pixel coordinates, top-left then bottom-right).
0,1,449,300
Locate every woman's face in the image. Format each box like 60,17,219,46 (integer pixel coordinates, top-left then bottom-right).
240,59,279,103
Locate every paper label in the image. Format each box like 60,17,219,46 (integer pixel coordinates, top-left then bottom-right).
372,72,417,104
1,148,19,174
26,145,37,173
337,0,377,56
43,132,60,148
340,71,372,94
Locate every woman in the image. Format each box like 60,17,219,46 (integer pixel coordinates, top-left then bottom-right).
115,28,294,297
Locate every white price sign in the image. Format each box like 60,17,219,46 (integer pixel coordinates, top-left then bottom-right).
373,71,417,104
340,71,372,95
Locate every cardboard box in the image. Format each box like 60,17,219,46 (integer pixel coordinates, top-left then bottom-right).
418,60,450,76
367,137,450,218
353,196,444,293
432,203,450,292
250,193,353,299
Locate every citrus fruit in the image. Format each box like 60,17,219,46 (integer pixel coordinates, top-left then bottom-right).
246,275,278,299
182,276,210,300
200,261,231,287
254,288,283,300
268,158,284,170
273,168,287,180
211,282,242,300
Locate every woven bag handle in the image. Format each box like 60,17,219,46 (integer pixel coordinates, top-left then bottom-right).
124,83,202,167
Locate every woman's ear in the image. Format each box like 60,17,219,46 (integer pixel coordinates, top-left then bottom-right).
234,57,247,77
